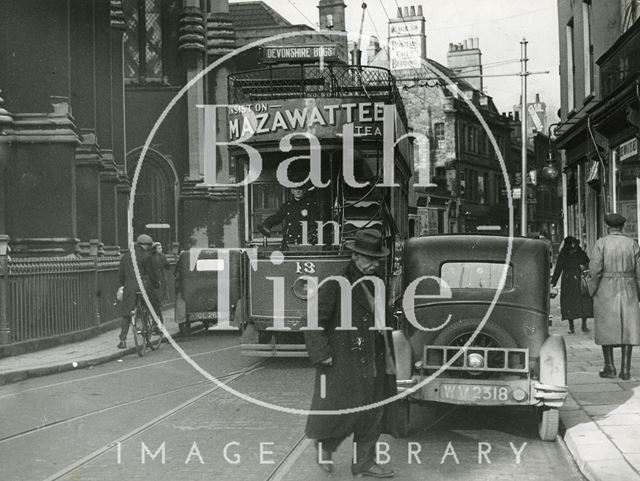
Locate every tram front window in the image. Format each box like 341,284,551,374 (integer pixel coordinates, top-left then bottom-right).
255,181,324,250
251,183,285,239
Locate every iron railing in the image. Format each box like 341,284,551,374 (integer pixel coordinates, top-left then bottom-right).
0,254,176,356
228,65,408,128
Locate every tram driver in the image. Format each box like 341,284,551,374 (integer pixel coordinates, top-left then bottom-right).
257,179,323,250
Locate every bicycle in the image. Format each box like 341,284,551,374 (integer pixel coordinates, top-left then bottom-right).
131,292,164,356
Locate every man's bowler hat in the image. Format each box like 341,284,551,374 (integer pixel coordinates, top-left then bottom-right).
604,213,626,228
345,229,390,258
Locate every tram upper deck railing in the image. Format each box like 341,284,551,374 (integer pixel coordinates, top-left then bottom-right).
228,64,408,128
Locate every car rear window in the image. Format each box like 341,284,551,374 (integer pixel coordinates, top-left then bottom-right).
440,262,513,289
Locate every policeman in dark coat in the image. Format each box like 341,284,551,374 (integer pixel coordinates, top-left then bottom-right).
258,182,321,250
116,234,159,348
304,229,396,478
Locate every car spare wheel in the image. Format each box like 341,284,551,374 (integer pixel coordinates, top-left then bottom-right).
432,318,518,349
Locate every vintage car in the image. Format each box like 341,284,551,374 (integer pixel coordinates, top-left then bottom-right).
391,234,567,441
174,248,243,335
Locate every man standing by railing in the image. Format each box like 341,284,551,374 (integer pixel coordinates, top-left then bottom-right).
116,234,159,349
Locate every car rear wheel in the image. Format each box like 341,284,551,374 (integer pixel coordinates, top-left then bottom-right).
537,407,559,441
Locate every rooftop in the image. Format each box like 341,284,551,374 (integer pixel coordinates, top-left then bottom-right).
229,1,293,29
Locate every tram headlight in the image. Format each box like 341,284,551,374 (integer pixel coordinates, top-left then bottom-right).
292,277,317,300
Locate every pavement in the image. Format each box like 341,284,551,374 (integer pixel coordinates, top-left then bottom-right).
1,299,640,481
0,307,179,385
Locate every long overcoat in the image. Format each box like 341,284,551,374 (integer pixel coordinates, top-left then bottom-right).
589,231,640,345
304,262,395,440
551,247,593,319
118,245,158,317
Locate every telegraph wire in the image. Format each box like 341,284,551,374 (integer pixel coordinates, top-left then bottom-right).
285,0,316,28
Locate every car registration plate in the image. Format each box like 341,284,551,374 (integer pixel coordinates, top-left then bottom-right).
188,312,218,321
440,383,511,403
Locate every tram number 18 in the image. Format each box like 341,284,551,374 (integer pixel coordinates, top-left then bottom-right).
295,261,316,274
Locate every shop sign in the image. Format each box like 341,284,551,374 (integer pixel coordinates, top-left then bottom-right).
619,137,638,161
261,44,339,64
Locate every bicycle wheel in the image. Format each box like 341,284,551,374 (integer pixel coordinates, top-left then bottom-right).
132,307,146,357
147,316,164,351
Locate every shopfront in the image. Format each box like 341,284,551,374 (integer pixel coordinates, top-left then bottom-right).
613,136,640,241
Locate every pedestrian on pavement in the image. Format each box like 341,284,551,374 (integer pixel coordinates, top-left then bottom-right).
551,236,593,334
116,234,160,348
589,213,640,380
304,229,396,478
150,241,171,325
257,176,322,250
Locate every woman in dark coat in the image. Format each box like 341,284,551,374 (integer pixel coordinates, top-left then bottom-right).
551,236,593,333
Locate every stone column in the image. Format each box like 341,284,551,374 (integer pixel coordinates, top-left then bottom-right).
8,98,81,255
75,132,103,244
110,0,127,167
0,92,13,236
179,3,207,180
116,172,131,251
100,152,120,255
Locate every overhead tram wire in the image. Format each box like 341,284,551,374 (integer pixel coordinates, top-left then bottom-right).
285,0,316,28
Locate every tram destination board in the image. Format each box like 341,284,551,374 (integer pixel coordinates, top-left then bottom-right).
260,44,339,64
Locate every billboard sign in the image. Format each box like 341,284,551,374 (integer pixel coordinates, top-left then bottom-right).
388,18,425,72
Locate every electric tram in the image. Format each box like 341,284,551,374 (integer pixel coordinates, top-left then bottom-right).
175,51,415,356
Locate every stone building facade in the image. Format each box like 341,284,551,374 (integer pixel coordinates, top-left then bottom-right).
369,7,513,234
556,0,640,252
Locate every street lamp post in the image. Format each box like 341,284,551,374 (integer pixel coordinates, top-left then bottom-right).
520,38,529,237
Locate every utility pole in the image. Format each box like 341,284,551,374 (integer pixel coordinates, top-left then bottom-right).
520,38,529,237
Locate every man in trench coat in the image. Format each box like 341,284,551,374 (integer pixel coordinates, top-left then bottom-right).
589,213,640,380
304,229,396,478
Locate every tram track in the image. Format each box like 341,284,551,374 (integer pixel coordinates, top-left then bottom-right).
264,433,310,481
0,363,262,444
35,359,267,481
0,342,243,401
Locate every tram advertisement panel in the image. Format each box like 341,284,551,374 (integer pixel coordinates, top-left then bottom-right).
227,98,407,147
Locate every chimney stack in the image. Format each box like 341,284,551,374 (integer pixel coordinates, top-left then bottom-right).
447,36,483,92
388,4,427,72
367,35,381,62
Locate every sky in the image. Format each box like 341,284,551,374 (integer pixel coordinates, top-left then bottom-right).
231,0,561,124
